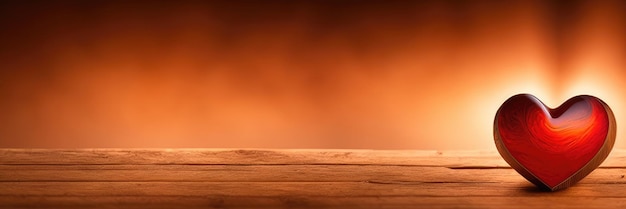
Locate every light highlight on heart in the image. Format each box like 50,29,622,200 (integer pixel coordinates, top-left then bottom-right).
494,94,615,191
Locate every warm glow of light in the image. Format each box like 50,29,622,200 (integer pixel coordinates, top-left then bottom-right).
0,1,624,149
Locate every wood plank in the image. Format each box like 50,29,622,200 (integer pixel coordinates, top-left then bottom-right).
1,149,625,168
0,165,625,184
2,149,626,208
2,181,626,197
2,196,626,209
0,149,505,167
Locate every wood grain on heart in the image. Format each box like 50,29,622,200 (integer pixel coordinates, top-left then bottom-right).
494,94,616,191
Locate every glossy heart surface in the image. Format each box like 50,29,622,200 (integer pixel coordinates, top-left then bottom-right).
494,94,616,191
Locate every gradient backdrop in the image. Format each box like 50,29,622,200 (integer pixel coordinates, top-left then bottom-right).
0,0,625,149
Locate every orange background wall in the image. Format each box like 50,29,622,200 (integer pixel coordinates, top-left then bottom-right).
0,0,625,149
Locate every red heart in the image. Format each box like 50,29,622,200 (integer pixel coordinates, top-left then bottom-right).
494,94,616,191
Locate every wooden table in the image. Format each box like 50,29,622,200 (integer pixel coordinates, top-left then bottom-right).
1,149,626,208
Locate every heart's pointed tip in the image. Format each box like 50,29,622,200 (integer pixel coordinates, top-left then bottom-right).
548,186,560,192
548,183,574,192
533,181,565,192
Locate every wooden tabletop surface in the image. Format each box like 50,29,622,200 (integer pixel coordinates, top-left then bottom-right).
1,149,626,208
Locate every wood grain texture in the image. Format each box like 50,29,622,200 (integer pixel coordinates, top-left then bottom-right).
1,149,626,208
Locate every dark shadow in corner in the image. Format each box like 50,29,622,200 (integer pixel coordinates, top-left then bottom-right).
521,185,550,193
520,183,567,194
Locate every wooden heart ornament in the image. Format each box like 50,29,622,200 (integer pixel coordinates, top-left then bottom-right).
494,94,616,191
